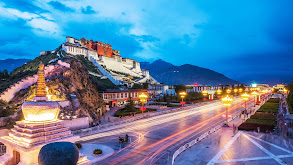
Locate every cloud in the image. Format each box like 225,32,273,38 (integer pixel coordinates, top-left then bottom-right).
48,1,75,12
27,18,61,37
0,0,292,84
131,35,160,43
0,4,61,38
1,0,47,13
81,6,96,14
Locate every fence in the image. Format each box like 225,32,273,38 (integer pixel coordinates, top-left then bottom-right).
171,110,244,165
171,96,268,165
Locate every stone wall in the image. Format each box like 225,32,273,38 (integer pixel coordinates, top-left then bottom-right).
62,117,89,130
0,61,70,102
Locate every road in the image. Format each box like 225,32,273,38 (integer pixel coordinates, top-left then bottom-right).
78,96,255,165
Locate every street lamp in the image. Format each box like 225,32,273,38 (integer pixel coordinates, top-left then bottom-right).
226,89,231,94
179,91,187,107
217,89,222,95
241,93,249,112
222,95,233,127
216,89,222,99
139,92,148,114
251,91,258,107
234,88,238,95
284,88,288,94
239,88,243,93
202,90,208,101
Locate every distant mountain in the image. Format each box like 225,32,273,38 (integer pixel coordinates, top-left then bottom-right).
0,59,31,72
141,59,238,85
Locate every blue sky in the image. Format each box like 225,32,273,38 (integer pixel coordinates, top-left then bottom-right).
0,0,292,85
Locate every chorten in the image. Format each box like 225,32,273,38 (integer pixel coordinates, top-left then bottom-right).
0,63,90,165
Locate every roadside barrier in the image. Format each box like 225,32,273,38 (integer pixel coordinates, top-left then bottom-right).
171,97,268,165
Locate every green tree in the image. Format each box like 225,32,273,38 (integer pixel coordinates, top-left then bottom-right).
124,95,136,111
174,85,186,94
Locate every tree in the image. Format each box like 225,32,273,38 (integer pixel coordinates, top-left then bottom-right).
174,85,186,94
124,95,136,111
3,69,9,79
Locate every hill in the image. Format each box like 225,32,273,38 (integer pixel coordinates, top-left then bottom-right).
0,49,112,122
140,59,238,85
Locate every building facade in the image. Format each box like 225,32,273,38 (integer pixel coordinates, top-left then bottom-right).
102,89,156,107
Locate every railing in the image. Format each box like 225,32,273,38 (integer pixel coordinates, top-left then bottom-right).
171,97,268,165
171,109,250,165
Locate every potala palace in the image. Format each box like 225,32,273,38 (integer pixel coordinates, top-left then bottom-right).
60,37,159,87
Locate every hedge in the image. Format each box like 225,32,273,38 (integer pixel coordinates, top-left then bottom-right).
114,108,157,117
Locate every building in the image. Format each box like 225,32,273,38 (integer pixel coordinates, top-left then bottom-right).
102,89,157,107
61,37,159,87
193,85,222,93
273,84,287,91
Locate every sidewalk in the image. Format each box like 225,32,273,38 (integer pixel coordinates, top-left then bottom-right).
174,105,293,165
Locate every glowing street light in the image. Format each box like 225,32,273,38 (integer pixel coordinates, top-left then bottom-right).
202,90,208,96
202,90,208,101
226,89,231,94
239,88,243,93
139,92,148,114
234,88,238,96
217,89,222,95
251,91,258,107
284,88,288,94
222,95,233,127
241,93,249,112
179,91,187,107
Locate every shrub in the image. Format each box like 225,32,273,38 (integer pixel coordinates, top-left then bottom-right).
75,143,82,149
114,108,157,117
93,149,102,155
245,118,276,126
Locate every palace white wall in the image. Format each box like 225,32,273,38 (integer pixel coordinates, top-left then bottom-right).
100,56,141,77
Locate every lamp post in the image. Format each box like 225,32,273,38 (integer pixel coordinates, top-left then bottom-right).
234,88,238,96
216,89,222,98
226,89,231,94
139,92,148,114
284,88,288,96
239,88,243,93
251,91,258,107
179,91,187,107
241,93,249,112
222,95,233,127
217,89,222,95
202,90,208,101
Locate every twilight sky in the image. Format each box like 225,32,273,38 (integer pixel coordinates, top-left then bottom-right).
0,0,292,85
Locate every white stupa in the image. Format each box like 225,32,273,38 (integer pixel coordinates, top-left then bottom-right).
0,63,90,165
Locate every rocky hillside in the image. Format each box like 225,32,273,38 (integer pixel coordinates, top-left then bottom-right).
1,50,109,122
140,59,238,85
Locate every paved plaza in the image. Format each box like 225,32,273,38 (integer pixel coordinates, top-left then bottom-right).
175,123,293,165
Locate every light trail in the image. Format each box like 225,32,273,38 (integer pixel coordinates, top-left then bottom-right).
86,96,256,165
106,98,250,165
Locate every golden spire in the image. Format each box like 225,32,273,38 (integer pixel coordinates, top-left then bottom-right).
35,62,47,97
